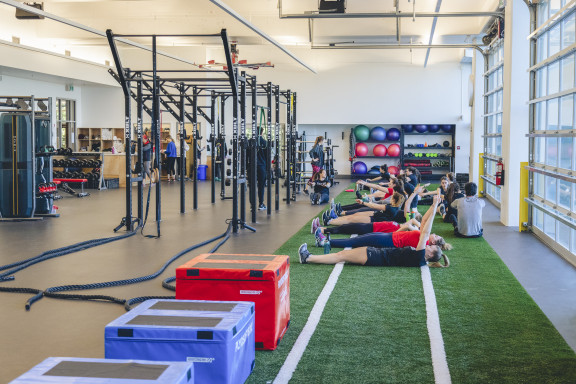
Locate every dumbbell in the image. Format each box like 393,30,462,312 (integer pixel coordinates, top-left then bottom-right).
227,159,232,165
226,169,232,176
225,179,231,186
228,148,233,156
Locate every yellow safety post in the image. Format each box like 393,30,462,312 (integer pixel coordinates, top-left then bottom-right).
478,153,484,197
519,162,529,232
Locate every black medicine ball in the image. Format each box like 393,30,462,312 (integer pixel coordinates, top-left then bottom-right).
443,141,450,147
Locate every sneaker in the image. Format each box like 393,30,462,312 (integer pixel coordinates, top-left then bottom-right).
439,204,446,216
303,188,309,196
336,203,342,215
298,243,310,264
355,190,362,199
258,204,266,211
330,198,335,211
311,219,316,234
315,227,328,247
329,208,338,220
312,218,320,234
322,211,330,226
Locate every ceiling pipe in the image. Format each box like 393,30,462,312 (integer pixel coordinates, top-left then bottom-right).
0,0,206,69
209,0,316,74
312,43,484,54
396,0,401,42
279,5,503,19
424,0,443,68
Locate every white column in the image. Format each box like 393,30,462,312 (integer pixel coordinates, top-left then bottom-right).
469,50,485,186
500,0,530,226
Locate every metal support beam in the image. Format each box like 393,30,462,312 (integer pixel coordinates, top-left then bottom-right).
209,0,316,74
424,0,443,68
0,0,206,69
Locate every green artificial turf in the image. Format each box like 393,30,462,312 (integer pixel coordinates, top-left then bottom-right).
246,183,576,384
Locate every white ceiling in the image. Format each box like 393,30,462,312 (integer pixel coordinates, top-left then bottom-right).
0,0,502,73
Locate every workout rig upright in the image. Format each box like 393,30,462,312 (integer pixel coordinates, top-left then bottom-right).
106,28,300,234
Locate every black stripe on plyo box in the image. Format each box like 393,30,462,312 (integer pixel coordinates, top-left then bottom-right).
150,301,236,312
127,315,222,328
43,361,168,380
194,262,267,270
206,254,277,261
118,329,133,337
186,269,200,276
249,270,263,278
197,331,214,340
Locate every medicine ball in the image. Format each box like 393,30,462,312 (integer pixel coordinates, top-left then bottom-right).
443,141,450,147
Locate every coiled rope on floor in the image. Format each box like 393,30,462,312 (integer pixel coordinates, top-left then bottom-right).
26,222,233,310
0,229,139,282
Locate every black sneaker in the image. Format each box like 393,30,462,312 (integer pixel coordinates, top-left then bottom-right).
336,203,342,215
322,211,330,226
298,243,310,264
303,189,309,196
355,190,362,199
439,204,446,216
258,204,266,211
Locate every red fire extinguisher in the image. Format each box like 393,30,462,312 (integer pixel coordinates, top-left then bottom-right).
496,160,504,186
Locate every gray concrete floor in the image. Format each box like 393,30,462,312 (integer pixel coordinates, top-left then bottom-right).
482,201,576,353
1,182,575,381
0,180,348,382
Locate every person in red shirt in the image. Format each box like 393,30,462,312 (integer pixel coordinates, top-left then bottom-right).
299,194,450,268
315,218,420,236
316,188,452,252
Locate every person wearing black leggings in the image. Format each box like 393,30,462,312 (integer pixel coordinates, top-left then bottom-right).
299,195,450,268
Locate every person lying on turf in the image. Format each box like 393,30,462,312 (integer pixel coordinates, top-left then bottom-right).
322,192,406,226
323,184,425,227
312,187,422,236
299,194,450,268
315,190,452,251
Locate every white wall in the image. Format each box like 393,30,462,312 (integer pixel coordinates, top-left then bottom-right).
0,71,83,147
254,62,468,176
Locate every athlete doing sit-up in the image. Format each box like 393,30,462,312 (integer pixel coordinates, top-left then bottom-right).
314,189,452,251
299,194,450,268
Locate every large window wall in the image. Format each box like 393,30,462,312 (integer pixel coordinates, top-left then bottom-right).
483,39,504,204
528,0,576,265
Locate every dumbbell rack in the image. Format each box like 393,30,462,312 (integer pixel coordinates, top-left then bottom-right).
52,152,106,190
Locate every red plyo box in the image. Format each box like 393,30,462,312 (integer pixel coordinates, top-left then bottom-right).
176,253,290,350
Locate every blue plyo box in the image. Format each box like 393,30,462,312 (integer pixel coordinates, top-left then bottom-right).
105,300,255,384
9,357,193,384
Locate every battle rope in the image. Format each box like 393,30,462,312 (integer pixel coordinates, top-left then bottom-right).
25,222,233,310
0,228,139,282
158,225,232,293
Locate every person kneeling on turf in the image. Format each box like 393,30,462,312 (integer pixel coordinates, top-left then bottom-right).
299,195,449,268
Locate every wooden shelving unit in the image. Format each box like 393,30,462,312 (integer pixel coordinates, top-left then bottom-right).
77,128,124,153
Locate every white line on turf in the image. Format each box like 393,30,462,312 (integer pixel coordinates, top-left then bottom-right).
421,265,452,384
273,235,356,384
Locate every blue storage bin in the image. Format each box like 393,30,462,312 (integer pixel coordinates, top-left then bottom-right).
197,165,207,180
9,357,193,383
105,300,255,384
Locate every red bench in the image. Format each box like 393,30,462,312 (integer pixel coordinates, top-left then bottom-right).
53,178,90,197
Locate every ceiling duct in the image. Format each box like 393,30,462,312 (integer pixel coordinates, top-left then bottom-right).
15,2,44,19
